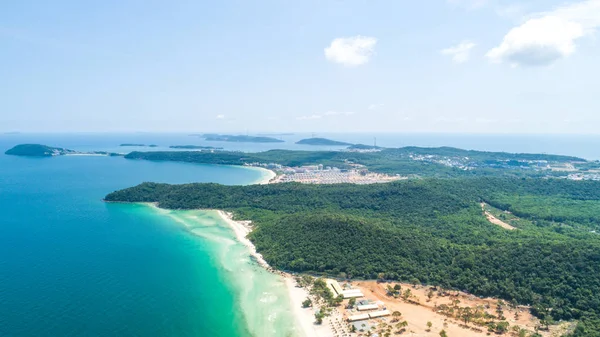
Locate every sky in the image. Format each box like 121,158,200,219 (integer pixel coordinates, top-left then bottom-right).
1,0,599,134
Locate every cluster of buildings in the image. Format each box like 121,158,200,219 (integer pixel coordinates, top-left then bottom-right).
326,280,391,324
246,162,402,185
567,173,600,181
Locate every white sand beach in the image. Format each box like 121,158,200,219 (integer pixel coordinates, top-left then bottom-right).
246,167,276,185
215,210,271,269
216,210,334,337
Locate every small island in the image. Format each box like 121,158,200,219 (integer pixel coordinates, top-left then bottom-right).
201,134,284,143
5,144,74,157
120,144,158,147
295,138,353,146
169,145,223,150
5,144,122,157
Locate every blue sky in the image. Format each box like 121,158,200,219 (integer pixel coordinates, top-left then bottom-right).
1,0,599,133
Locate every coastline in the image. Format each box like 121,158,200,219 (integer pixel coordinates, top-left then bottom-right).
244,166,276,185
215,210,271,269
215,210,324,337
139,202,318,337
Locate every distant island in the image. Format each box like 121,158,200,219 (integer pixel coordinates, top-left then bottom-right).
5,144,73,157
257,133,295,136
119,144,158,147
295,138,353,146
5,144,122,157
200,134,284,143
169,145,223,150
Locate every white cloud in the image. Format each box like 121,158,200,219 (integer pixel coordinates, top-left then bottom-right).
215,114,225,119
296,114,323,120
441,41,476,63
324,36,377,66
324,111,355,116
487,0,600,66
368,103,384,110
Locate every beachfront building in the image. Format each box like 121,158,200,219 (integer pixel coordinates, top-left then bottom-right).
368,310,391,318
357,304,379,311
347,313,370,322
342,289,365,299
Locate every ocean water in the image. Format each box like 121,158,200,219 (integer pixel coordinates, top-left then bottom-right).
0,145,298,336
1,132,598,336
2,132,599,159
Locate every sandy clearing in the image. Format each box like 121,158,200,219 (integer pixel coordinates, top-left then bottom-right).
481,203,516,230
345,281,568,337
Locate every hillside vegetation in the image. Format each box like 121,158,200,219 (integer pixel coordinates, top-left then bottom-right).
105,178,600,336
124,147,586,178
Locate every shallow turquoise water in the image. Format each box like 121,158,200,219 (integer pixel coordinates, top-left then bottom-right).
0,151,287,336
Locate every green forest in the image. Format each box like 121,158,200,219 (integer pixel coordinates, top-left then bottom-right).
124,147,586,178
106,178,600,336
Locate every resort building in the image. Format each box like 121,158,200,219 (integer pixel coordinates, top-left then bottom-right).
357,304,379,311
368,310,391,319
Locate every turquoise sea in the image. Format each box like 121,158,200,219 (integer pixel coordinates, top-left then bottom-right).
0,136,299,337
1,132,599,337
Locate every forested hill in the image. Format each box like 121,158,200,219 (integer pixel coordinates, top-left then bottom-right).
106,178,600,335
295,138,353,146
123,147,587,178
5,144,73,156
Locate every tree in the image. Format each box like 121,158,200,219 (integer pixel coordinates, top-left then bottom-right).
427,321,433,332
302,297,312,308
395,320,408,333
427,289,435,302
391,311,402,322
439,329,448,337
495,321,510,334
377,272,386,282
315,311,325,325
402,289,412,300
348,297,356,308
461,307,473,325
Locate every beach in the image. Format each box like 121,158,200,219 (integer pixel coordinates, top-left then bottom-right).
142,204,310,337
246,167,277,185
216,210,324,337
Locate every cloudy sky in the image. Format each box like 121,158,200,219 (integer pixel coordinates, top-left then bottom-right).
1,0,599,133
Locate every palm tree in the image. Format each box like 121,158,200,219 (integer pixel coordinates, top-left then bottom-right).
397,321,408,328
391,311,402,322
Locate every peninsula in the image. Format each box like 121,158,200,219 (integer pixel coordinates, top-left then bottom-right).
106,177,600,335
5,144,122,157
122,146,592,179
295,137,353,146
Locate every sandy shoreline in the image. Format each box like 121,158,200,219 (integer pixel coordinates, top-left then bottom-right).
245,166,276,185
138,202,322,337
215,210,326,337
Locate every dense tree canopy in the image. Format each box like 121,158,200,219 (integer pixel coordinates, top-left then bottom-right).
106,178,600,335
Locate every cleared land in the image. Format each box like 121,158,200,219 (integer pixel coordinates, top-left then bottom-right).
346,281,573,337
481,203,516,230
